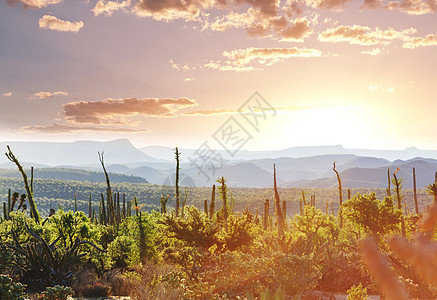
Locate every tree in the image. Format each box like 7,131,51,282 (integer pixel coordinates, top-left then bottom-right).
342,193,402,236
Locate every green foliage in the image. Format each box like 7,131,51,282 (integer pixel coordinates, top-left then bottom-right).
347,283,368,300
39,285,74,300
0,274,26,300
160,206,220,250
107,235,139,269
292,205,338,244
222,211,257,251
342,193,402,235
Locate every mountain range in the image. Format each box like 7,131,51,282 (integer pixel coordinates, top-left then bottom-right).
0,139,436,188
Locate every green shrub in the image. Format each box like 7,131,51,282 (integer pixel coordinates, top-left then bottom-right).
347,283,368,300
38,285,73,300
0,274,26,300
107,235,139,268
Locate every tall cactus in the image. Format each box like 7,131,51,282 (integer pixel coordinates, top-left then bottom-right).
175,147,181,217
392,172,406,237
263,199,269,230
217,177,228,230
209,185,215,219
5,146,39,224
333,162,343,228
89,194,92,219
98,151,113,225
413,167,419,214
273,164,285,238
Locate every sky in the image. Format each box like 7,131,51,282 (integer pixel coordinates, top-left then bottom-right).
1,0,437,152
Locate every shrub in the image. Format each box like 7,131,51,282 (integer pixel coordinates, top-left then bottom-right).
106,235,139,268
38,285,73,300
347,283,368,300
0,274,26,300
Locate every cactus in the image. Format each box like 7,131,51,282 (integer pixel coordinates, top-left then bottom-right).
300,198,303,215
301,190,307,206
413,167,419,214
5,146,40,224
100,193,107,225
3,203,7,221
386,168,391,197
333,162,343,228
217,177,228,230
282,200,287,225
209,185,215,219
175,147,181,217
116,192,121,223
160,195,167,214
7,189,11,213
204,199,208,215
273,164,285,238
392,172,406,237
122,193,126,220
127,200,132,217
263,199,269,230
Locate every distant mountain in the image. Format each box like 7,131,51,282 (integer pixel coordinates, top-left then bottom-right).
0,139,159,166
0,168,148,184
294,158,437,189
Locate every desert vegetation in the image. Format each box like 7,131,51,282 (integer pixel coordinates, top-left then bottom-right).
1,146,437,299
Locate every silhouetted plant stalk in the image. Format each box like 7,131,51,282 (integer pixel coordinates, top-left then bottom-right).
182,187,189,218
386,168,391,197
426,172,437,204
217,176,228,231
98,151,115,225
273,164,285,239
175,147,181,217
392,171,406,237
413,167,419,214
5,146,40,224
263,199,269,230
209,184,215,219
333,162,343,228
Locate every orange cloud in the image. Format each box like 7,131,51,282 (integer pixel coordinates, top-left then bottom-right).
3,92,13,97
39,15,84,32
363,0,437,15
133,0,212,20
223,47,322,65
403,33,437,48
32,91,68,99
92,0,131,16
63,97,198,124
184,109,235,115
20,123,149,133
7,0,61,9
304,0,353,10
318,25,415,45
279,17,313,41
203,60,260,71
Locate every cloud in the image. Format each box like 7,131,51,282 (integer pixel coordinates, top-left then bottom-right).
184,108,235,115
318,25,416,45
403,33,437,48
133,0,212,20
63,97,198,124
3,92,13,97
361,48,384,55
363,0,437,15
32,91,68,99
7,0,61,9
279,17,313,41
184,77,194,81
304,0,353,10
92,0,131,16
170,59,192,71
39,15,84,33
203,60,260,71
20,123,150,133
368,84,395,92
223,47,322,65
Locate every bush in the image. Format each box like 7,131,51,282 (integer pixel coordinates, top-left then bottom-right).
38,285,73,300
107,235,139,268
347,283,368,300
0,274,26,300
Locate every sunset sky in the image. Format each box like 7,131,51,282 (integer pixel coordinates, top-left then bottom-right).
1,0,437,152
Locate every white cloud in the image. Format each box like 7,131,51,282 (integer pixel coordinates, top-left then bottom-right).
39,15,84,33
